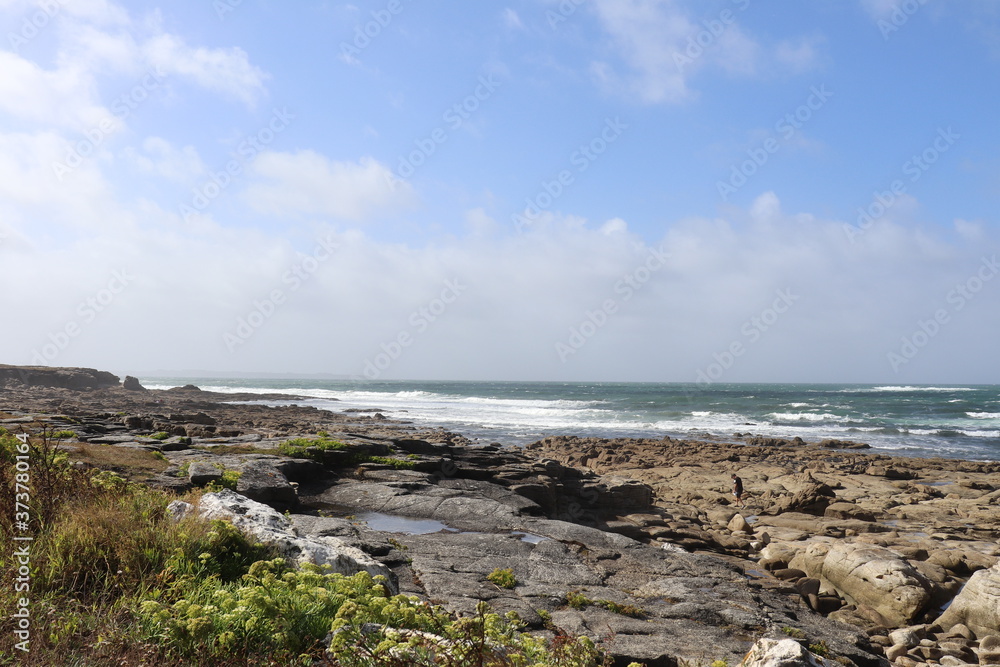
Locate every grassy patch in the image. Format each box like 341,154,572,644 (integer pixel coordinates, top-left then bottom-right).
192,444,274,456
277,436,348,460
205,469,241,492
487,567,517,589
52,429,77,439
147,431,170,441
808,641,830,657
64,443,170,480
360,455,416,470
563,591,645,618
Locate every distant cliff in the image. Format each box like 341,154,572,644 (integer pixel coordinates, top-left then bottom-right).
0,364,120,390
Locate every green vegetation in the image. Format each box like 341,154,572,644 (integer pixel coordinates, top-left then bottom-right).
782,626,806,639
487,567,517,589
277,435,348,460
276,436,416,470
0,430,615,666
808,641,830,657
52,430,76,439
711,660,729,667
563,590,645,618
148,431,170,441
205,469,242,492
192,444,271,456
363,455,416,470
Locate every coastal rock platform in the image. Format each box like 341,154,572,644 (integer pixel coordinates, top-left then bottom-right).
3,373,999,666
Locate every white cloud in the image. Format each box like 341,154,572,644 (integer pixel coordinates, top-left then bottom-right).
244,151,417,222
503,8,524,29
123,137,205,182
142,34,268,107
773,38,821,74
1,177,998,382
588,0,821,104
0,52,109,129
589,0,697,103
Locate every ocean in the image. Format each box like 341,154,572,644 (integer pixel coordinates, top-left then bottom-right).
140,379,1000,462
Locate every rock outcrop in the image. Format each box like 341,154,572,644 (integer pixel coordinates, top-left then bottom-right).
741,638,831,667
0,364,119,390
936,563,1000,638
818,543,932,627
176,489,395,587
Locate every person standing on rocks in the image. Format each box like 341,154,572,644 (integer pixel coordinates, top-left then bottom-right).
731,473,746,509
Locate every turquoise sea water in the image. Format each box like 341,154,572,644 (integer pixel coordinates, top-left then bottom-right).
141,379,1000,461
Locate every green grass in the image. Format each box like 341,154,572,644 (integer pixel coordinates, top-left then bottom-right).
361,455,416,470
487,567,517,589
277,436,348,460
205,469,241,492
147,432,170,441
563,591,645,618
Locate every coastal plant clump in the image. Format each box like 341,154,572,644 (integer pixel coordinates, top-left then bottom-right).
563,590,646,619
205,468,242,492
486,567,517,589
138,562,612,665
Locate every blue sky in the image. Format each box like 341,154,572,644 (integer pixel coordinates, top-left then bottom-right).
1,0,999,383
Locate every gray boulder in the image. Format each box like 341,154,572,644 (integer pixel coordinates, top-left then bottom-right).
936,563,1000,638
740,638,830,667
820,543,931,627
236,460,298,508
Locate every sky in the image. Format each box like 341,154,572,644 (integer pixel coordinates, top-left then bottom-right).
1,0,999,384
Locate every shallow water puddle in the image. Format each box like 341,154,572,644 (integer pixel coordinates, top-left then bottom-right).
357,512,458,535
511,531,548,544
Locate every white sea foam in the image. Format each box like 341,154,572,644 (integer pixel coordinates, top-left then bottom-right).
769,412,847,422
137,378,1000,461
870,386,975,392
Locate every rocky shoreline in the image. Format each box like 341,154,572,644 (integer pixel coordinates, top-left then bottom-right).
2,367,999,666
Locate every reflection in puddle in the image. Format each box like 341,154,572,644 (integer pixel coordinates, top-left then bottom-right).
512,531,548,544
357,512,458,535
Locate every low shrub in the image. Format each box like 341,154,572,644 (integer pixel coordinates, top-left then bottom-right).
486,567,517,589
